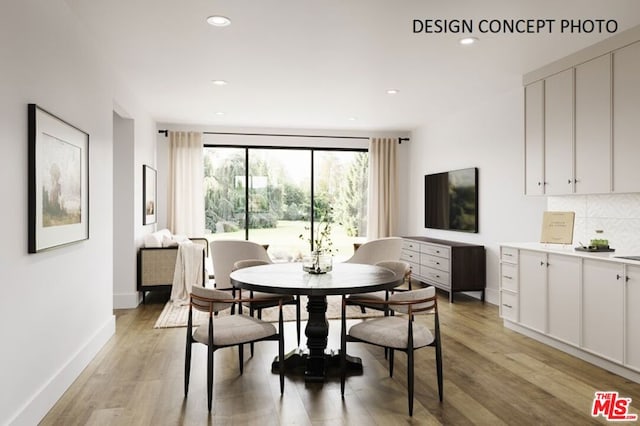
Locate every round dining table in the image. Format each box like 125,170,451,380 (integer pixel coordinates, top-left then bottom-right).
229,262,403,382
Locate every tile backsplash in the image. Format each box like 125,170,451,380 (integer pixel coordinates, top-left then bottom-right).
547,194,640,254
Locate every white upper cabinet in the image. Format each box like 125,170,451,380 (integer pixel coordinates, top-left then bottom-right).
524,81,545,195
574,54,612,194
544,69,574,195
523,32,640,196
613,41,640,193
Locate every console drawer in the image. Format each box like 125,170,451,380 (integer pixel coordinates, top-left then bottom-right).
420,266,450,287
421,253,450,272
400,249,419,263
420,244,450,259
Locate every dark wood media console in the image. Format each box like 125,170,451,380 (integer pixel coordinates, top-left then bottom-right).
401,236,486,302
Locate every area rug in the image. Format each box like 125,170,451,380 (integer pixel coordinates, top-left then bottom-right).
153,295,383,329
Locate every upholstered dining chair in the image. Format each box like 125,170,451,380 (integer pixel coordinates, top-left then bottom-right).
340,286,443,416
345,260,412,314
210,239,301,346
343,236,403,265
233,258,301,354
184,286,285,411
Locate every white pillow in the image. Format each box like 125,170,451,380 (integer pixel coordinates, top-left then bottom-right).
144,233,162,248
162,235,179,247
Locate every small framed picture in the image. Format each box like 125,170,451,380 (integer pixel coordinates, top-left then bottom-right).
28,104,89,253
143,165,157,225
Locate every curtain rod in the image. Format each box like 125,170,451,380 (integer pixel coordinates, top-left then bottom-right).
157,130,409,143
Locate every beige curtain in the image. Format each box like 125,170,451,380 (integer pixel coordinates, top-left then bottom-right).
167,131,205,236
367,137,398,238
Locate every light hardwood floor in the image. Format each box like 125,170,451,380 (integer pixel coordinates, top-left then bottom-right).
41,291,640,425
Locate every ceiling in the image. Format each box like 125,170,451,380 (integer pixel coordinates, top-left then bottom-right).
65,0,640,131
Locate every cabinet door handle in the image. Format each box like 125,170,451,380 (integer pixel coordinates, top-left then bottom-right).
502,304,513,309
617,274,622,280
504,253,512,257
436,262,440,265
568,179,572,184
503,275,513,280
537,181,542,186
540,261,545,266
626,276,631,282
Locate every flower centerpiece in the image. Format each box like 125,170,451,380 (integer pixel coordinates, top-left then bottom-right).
300,206,337,274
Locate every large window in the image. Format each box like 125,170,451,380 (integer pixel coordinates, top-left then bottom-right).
204,146,368,262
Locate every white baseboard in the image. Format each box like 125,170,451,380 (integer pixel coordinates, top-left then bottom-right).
8,315,116,426
113,291,141,309
484,287,499,305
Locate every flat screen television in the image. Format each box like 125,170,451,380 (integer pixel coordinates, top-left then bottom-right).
425,167,478,233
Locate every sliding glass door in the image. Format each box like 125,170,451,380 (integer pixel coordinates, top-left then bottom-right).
204,146,367,261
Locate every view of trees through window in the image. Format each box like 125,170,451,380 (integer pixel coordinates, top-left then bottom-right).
204,147,368,262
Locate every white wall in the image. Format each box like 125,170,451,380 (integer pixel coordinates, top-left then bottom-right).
399,87,547,304
0,1,155,423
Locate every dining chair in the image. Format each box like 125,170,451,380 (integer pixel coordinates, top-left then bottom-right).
210,239,301,346
184,285,285,411
345,260,412,314
343,237,403,264
233,258,301,354
340,286,443,416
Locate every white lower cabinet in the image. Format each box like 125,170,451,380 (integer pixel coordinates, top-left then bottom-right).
626,265,640,371
500,244,640,382
582,259,624,363
519,250,547,332
547,254,581,345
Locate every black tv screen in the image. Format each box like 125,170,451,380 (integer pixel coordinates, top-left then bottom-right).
425,167,478,233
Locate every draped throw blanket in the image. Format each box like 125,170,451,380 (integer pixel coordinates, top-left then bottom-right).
170,241,205,306
168,131,205,236
367,137,398,238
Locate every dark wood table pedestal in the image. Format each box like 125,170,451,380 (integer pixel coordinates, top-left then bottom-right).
270,295,362,381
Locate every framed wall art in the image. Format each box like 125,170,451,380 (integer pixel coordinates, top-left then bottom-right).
28,104,89,253
143,165,157,225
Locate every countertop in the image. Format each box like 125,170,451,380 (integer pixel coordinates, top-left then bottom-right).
500,242,640,265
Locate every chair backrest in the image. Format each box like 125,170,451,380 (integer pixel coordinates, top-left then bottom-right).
388,286,437,315
375,260,411,283
190,286,235,313
233,259,270,271
210,240,272,289
344,237,403,264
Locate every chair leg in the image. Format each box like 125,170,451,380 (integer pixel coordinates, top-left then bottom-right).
340,299,347,398
184,341,191,397
295,297,301,346
279,332,285,395
408,348,414,416
389,348,394,378
436,340,444,402
207,345,214,412
238,344,244,374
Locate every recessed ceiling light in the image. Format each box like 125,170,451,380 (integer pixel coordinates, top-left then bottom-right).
386,89,399,95
215,111,225,116
211,80,228,86
459,37,478,45
206,15,231,27
348,117,357,121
